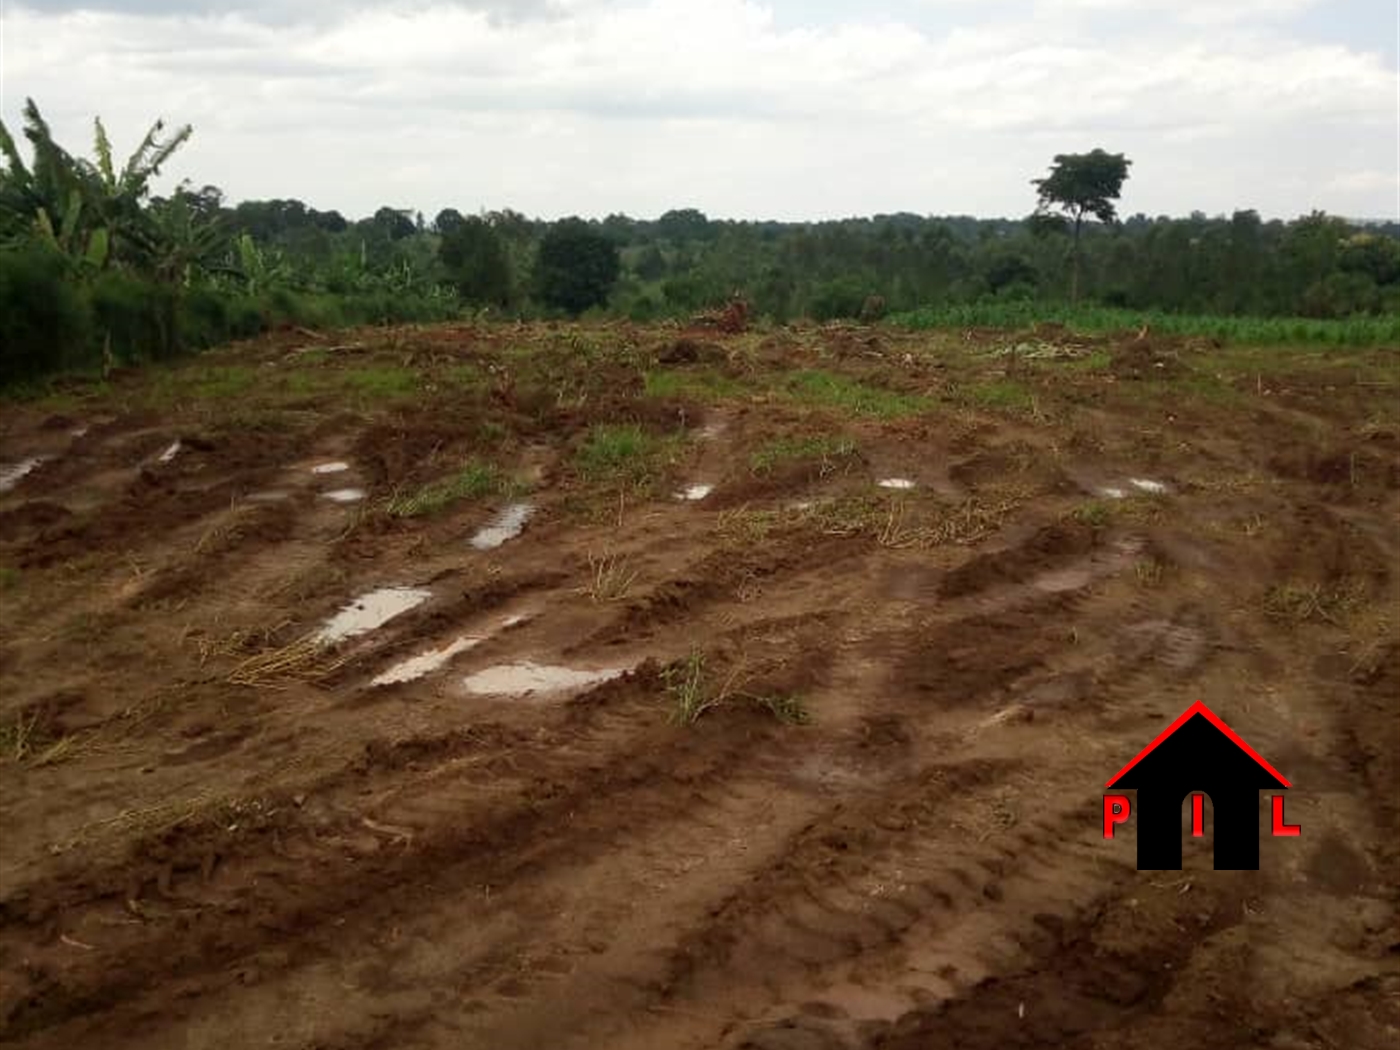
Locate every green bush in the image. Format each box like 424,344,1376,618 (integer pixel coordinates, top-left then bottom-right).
88,270,180,362
0,249,90,384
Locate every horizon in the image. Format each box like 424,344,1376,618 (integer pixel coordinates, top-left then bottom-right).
2,0,1396,223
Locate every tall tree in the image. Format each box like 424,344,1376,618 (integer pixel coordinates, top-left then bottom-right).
1032,149,1131,302
534,218,620,315
439,216,511,306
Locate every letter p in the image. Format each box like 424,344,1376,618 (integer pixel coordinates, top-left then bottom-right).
1103,794,1131,838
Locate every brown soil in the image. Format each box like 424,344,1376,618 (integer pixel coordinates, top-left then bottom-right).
0,322,1396,1050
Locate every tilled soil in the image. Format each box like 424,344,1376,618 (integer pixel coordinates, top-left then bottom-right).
0,323,1397,1049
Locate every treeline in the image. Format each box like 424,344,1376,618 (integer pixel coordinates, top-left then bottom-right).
233,201,1400,324
3,98,1398,386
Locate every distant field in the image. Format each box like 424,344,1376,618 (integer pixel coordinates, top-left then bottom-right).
0,320,1396,1050
891,302,1400,345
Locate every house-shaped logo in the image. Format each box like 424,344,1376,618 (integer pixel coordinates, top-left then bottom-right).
1103,701,1300,870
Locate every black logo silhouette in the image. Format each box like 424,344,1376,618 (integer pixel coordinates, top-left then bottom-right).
1103,701,1299,870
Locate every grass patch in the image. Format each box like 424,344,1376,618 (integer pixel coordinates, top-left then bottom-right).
386,462,507,518
584,551,640,603
784,370,928,419
1263,580,1367,626
962,380,1034,410
343,366,419,402
644,369,747,400
0,566,19,591
576,423,671,485
661,649,810,727
749,433,858,475
1073,500,1114,528
890,303,1400,347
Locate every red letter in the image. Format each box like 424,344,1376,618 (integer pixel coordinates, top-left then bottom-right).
1192,794,1205,837
1272,795,1301,837
1103,795,1131,838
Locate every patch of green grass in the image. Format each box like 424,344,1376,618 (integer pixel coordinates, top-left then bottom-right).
962,380,1034,410
1058,349,1112,372
0,566,19,591
1073,499,1114,528
190,366,258,401
576,423,667,483
784,370,928,419
444,364,483,389
386,462,507,518
644,369,747,400
749,434,858,475
343,366,419,402
660,650,811,727
890,304,1400,347
663,650,718,725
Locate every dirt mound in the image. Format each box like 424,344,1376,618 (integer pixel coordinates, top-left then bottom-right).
0,500,73,543
939,521,1097,598
1108,335,1188,379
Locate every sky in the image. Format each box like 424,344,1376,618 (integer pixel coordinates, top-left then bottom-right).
1,0,1396,222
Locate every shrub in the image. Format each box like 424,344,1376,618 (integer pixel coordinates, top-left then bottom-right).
88,270,180,362
0,248,89,383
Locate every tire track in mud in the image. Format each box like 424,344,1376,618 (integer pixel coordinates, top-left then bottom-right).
0,660,839,1046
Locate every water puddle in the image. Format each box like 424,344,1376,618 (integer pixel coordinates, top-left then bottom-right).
675,484,714,502
698,420,727,440
70,426,90,439
157,440,182,464
371,613,534,686
878,478,917,490
1129,477,1168,494
247,490,293,503
0,457,44,494
312,461,351,475
372,635,483,686
1097,486,1127,500
322,488,367,504
461,661,627,698
316,587,434,644
471,503,534,550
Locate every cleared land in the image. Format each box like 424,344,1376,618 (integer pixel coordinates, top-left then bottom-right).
1,321,1397,1049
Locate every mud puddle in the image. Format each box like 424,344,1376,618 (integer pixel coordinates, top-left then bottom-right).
676,484,714,501
322,488,367,504
371,614,533,687
0,457,45,493
471,503,534,550
460,660,628,698
878,478,917,490
156,441,182,464
315,587,434,644
312,461,351,475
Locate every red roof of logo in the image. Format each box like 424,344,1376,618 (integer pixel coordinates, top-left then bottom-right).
1105,700,1291,789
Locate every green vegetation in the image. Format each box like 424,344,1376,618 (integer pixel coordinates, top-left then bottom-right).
386,462,506,518
1032,149,1132,302
749,434,858,474
343,366,419,403
643,368,746,400
575,423,670,484
661,649,810,727
961,380,1034,411
5,97,1400,386
891,303,1400,346
783,370,927,418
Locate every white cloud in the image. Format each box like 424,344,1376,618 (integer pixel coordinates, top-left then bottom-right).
1,0,1395,219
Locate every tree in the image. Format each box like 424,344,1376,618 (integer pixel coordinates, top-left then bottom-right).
1032,149,1131,301
438,216,511,306
433,208,466,235
534,218,620,314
